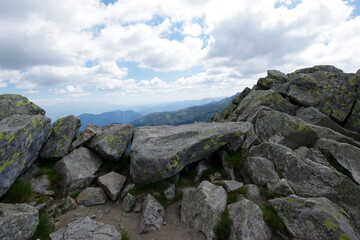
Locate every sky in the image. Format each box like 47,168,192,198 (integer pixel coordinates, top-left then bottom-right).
0,0,360,114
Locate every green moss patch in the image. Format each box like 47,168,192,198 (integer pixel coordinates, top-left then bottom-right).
1,179,34,203
214,208,233,240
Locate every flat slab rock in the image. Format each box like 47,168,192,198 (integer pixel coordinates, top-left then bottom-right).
49,216,121,240
98,171,126,201
130,122,253,184
77,187,108,206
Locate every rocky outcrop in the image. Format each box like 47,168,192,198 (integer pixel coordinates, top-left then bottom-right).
98,171,126,201
49,217,121,240
241,157,280,186
130,122,253,184
0,94,45,120
270,195,359,240
0,203,39,240
86,124,133,161
139,194,164,233
181,181,227,240
228,199,272,240
54,147,103,194
40,115,80,160
0,114,50,197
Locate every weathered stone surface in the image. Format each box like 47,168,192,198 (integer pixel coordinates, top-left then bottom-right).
0,94,45,120
70,124,98,151
122,193,136,212
54,147,103,194
63,196,77,212
285,69,359,123
311,124,360,148
214,180,243,193
120,183,135,199
244,184,261,202
255,109,319,149
219,151,235,180
241,157,280,186
270,195,359,240
296,107,360,140
164,183,176,201
267,69,288,81
316,138,360,184
345,96,360,133
228,89,298,123
228,199,272,240
40,115,81,160
294,65,344,74
266,179,294,197
139,194,164,233
195,160,211,182
257,69,288,91
0,203,39,240
98,171,126,201
30,174,54,196
131,122,253,184
0,114,50,197
295,146,332,168
86,124,134,161
181,181,227,240
251,143,360,232
357,69,360,75
77,187,108,206
49,216,121,240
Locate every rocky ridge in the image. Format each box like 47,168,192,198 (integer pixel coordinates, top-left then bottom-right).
0,65,359,240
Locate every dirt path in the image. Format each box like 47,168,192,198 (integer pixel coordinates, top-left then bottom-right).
55,200,195,240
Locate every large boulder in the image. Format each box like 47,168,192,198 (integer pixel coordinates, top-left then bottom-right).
139,194,164,233
54,147,103,194
228,199,272,240
0,203,39,240
0,114,50,197
285,68,359,123
315,138,360,185
0,94,45,120
181,181,227,240
97,171,126,201
49,216,121,240
255,109,319,149
241,157,280,186
269,195,359,240
345,96,360,133
130,122,253,184
251,143,360,232
40,115,81,160
86,124,133,161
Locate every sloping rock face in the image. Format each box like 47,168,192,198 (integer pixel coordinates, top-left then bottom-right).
130,122,253,184
40,115,81,160
86,124,134,161
0,114,50,197
139,194,164,233
76,187,108,206
49,217,121,240
54,147,103,194
0,203,39,240
181,181,227,240
269,195,359,240
0,94,45,120
98,171,126,201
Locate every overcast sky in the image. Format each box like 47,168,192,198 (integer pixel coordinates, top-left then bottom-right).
0,0,359,112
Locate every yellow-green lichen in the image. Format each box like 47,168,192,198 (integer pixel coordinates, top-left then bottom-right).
338,233,352,240
107,135,116,143
15,99,29,107
168,155,181,169
0,159,15,171
349,76,357,86
323,217,338,231
294,124,312,131
0,132,16,141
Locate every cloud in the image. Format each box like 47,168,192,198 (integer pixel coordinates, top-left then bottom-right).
50,85,89,97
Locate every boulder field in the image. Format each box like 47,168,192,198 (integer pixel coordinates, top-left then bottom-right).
0,65,359,240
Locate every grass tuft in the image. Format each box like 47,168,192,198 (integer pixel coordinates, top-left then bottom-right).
120,230,131,240
1,179,34,203
31,213,54,240
214,208,232,240
259,204,285,230
225,148,248,168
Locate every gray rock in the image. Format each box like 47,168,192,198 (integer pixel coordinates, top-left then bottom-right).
251,143,360,232
269,195,359,240
214,180,243,193
40,115,81,160
86,124,134,161
267,69,288,81
266,179,294,197
255,109,319,149
0,114,50,197
228,199,272,240
219,151,235,180
98,171,126,201
0,94,45,120
130,122,253,184
63,196,77,212
0,203,39,240
77,187,108,206
120,183,135,199
139,194,164,233
296,107,360,141
30,174,54,196
357,69,360,75
164,184,176,201
244,184,261,202
241,157,280,186
70,124,98,151
54,147,103,194
195,160,211,182
345,96,360,132
294,65,344,74
295,146,332,168
181,181,227,240
49,216,121,240
316,138,360,184
122,193,136,212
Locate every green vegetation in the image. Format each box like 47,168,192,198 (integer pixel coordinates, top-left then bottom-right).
34,167,61,187
69,191,81,199
226,186,248,205
153,191,183,208
259,204,285,230
101,153,131,175
32,213,54,240
120,230,131,240
225,148,247,168
214,208,232,240
130,181,168,196
176,167,197,187
1,179,34,203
